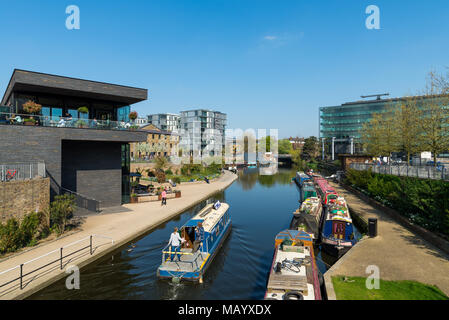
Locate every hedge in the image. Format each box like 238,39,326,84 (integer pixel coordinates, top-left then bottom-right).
345,168,449,236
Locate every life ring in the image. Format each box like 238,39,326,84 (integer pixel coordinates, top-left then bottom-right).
283,290,304,300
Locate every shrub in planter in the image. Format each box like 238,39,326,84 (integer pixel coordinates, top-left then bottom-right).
75,120,87,128
130,193,138,203
173,177,181,185
77,106,89,115
23,118,36,125
165,169,173,175
22,100,42,114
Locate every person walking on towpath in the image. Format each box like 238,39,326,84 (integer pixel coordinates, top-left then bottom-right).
161,188,167,206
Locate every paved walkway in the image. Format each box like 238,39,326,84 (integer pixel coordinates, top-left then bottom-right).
0,171,237,300
324,182,449,299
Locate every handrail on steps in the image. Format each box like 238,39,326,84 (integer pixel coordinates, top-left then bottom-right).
0,234,114,290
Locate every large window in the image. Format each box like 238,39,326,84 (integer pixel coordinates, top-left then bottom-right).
117,106,130,122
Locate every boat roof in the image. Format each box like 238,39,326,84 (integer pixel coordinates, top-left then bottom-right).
188,202,230,233
275,230,313,243
314,178,337,194
297,172,310,179
327,197,352,222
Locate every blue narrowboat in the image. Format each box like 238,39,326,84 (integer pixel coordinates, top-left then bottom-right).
320,196,357,258
295,171,311,188
157,201,231,282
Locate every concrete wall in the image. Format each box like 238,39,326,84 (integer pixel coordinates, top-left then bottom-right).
0,177,50,222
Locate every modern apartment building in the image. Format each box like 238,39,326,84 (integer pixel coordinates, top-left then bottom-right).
147,113,180,132
0,69,148,208
180,109,227,156
135,117,148,126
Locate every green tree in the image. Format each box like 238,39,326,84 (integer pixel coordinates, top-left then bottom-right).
278,139,293,154
361,105,400,157
301,136,319,160
419,72,449,166
395,97,424,163
154,155,168,171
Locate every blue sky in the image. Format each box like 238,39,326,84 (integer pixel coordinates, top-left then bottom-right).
0,0,448,138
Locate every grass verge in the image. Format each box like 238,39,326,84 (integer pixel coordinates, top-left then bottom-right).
332,276,449,300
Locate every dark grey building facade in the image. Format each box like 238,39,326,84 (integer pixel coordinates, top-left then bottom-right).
0,69,148,208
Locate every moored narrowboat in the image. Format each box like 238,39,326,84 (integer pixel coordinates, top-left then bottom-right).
300,180,318,203
313,176,338,205
264,230,322,300
320,197,356,258
295,171,311,188
157,201,231,282
291,197,323,240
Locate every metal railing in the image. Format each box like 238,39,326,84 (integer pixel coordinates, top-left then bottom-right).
0,234,114,290
349,162,449,181
0,162,46,182
61,187,101,213
161,237,209,272
0,112,141,132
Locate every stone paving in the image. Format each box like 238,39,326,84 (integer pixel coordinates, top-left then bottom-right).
0,171,237,300
324,181,449,299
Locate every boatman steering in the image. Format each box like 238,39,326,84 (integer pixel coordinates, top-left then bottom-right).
193,222,205,252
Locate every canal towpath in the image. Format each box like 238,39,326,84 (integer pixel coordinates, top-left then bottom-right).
324,181,449,299
0,171,238,300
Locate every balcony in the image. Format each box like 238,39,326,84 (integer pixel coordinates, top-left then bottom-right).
0,111,142,132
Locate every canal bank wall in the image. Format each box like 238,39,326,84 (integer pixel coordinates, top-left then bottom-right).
324,181,449,299
0,171,238,300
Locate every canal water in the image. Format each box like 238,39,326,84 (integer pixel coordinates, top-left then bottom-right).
29,168,358,300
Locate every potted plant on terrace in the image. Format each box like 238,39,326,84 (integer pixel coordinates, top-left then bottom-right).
22,100,42,125
75,119,88,128
130,193,138,203
23,117,36,126
77,106,89,117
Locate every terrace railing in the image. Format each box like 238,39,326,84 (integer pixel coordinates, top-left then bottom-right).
349,162,449,181
0,162,46,182
0,112,140,132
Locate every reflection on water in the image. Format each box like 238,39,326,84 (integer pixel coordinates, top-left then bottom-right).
29,168,339,300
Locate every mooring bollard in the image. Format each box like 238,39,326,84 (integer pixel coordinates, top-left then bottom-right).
368,218,378,238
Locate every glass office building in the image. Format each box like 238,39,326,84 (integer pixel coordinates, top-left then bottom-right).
320,95,449,156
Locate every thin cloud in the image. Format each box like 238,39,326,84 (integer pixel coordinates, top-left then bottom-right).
264,35,277,41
